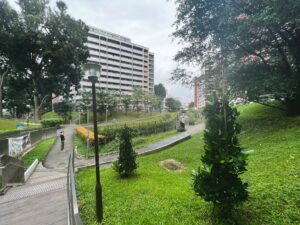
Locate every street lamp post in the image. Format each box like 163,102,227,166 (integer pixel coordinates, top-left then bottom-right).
88,64,103,222
86,106,90,158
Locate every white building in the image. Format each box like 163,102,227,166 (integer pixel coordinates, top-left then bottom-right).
77,26,154,97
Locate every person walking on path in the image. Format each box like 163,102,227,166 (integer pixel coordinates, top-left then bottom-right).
60,131,65,151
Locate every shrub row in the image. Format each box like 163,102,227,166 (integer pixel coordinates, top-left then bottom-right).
76,126,106,145
41,118,63,128
100,116,177,141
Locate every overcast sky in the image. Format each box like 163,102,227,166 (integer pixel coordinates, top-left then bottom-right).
8,0,195,103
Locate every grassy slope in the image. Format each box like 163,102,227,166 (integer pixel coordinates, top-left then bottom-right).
76,104,300,225
75,130,178,157
0,119,40,134
22,137,56,168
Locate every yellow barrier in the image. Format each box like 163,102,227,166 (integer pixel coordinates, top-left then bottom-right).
76,126,106,144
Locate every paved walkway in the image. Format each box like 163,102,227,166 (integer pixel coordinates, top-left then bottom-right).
0,123,204,225
75,123,205,169
0,125,74,225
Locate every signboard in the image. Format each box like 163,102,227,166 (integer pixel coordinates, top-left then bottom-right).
8,133,31,157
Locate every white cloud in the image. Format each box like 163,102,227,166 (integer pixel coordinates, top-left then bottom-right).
7,0,196,103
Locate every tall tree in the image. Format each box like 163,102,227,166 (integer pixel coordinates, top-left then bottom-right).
0,0,19,117
121,94,131,114
3,0,89,120
165,97,181,112
53,100,74,123
154,83,167,99
131,87,144,112
172,0,300,115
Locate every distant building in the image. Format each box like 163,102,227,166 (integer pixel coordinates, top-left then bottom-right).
75,26,155,99
194,78,207,109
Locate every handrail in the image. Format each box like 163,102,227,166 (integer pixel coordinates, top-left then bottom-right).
67,148,83,225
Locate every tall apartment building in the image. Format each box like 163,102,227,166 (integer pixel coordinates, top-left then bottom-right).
194,79,206,109
79,26,155,96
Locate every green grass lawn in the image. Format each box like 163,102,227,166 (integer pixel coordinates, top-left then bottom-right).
0,119,41,134
76,104,300,225
22,137,56,168
75,130,178,157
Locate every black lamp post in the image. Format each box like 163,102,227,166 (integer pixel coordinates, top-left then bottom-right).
88,63,103,222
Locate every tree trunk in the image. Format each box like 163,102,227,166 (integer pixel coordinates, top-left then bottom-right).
0,70,8,118
33,94,39,122
0,87,2,118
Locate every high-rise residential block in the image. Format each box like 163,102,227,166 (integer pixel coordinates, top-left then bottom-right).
79,26,155,96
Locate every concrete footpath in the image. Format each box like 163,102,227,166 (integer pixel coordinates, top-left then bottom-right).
75,123,205,169
0,123,204,225
0,125,74,225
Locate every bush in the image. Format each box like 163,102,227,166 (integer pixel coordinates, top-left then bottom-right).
192,94,248,216
113,126,138,177
41,118,63,128
41,112,62,120
41,112,63,128
76,126,106,145
100,116,177,140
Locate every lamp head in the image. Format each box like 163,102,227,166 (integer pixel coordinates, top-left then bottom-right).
88,64,101,83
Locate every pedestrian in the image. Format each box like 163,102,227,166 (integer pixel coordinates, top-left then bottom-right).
60,131,65,151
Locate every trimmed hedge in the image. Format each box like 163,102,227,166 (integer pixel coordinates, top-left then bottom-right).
100,116,177,141
41,112,63,128
41,118,63,128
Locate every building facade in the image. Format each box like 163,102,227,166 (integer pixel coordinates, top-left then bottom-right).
78,26,154,96
194,78,206,109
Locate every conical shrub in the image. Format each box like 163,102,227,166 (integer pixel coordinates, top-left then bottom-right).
113,126,138,177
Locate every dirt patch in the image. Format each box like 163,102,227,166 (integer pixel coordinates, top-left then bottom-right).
159,159,184,172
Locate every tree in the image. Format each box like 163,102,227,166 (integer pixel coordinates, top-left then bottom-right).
0,0,19,117
121,94,131,114
2,0,89,120
96,90,117,115
172,0,300,115
53,100,74,122
165,97,181,112
3,73,32,117
188,101,194,108
154,83,167,99
131,87,144,112
192,93,248,216
113,126,138,177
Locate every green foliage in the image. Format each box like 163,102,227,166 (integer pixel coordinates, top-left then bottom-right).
192,94,248,215
0,119,40,134
41,112,62,120
0,0,89,118
165,97,181,112
154,83,167,99
100,115,177,141
172,0,300,115
22,137,55,168
187,108,203,125
77,104,300,224
113,126,138,177
41,112,63,127
75,130,178,157
53,100,74,122
41,118,63,128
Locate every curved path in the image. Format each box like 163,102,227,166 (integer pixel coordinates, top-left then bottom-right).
0,125,74,225
0,124,204,225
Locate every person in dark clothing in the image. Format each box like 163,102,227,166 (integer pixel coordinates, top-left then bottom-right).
60,131,65,151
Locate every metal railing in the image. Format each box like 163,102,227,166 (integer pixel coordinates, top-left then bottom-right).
67,148,83,225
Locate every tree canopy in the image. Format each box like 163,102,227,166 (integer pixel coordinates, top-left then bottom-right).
154,83,167,99
165,97,181,112
172,0,300,115
0,0,89,119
